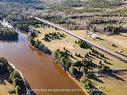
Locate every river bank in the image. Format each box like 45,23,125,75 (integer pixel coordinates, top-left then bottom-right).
0,19,86,95
8,61,34,95
0,57,34,95
56,61,89,95
28,38,88,95
32,27,127,95
0,30,86,95
28,29,89,95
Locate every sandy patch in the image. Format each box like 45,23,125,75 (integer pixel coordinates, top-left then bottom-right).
0,80,16,95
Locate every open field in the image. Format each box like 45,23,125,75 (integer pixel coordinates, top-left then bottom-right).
35,27,127,95
71,30,127,57
96,71,127,95
35,27,90,62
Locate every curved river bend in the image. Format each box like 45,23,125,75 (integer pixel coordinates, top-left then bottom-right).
0,33,86,95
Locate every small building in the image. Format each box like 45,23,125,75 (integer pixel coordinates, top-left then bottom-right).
91,33,98,39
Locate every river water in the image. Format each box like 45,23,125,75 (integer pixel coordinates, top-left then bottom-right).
0,33,85,95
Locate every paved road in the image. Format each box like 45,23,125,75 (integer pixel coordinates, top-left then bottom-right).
35,17,127,63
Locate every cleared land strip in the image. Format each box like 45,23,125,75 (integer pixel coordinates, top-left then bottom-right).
35,17,127,63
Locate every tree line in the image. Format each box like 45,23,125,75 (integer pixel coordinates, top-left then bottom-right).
0,28,18,41
29,35,52,55
42,32,65,42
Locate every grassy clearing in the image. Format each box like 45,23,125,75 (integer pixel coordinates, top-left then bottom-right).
35,27,127,95
0,80,16,95
35,27,90,62
71,30,127,56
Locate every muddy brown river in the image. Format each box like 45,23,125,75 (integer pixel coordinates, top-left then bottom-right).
0,33,86,95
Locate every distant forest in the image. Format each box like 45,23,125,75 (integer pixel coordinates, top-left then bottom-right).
0,0,41,3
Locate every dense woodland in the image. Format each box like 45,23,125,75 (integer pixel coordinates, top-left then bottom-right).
0,0,41,3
